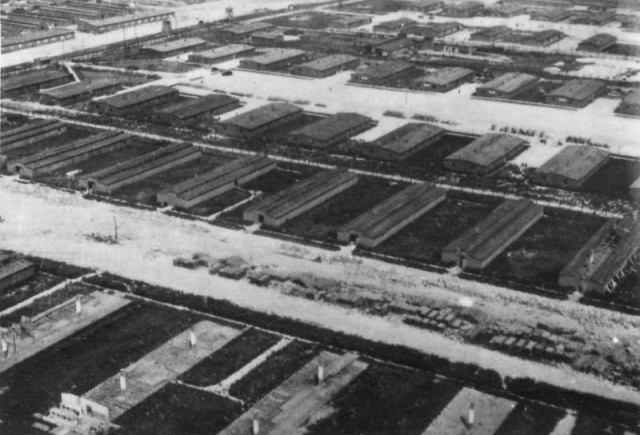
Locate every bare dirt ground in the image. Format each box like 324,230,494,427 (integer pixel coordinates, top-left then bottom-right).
0,177,639,406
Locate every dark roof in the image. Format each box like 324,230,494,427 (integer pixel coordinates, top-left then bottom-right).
223,103,302,130
374,18,417,30
478,72,538,94
295,54,358,71
241,48,306,65
340,183,446,240
579,33,617,49
622,89,640,106
535,145,609,182
370,122,445,154
156,94,238,119
470,26,511,40
443,1,484,11
190,44,254,60
142,37,207,53
444,199,544,262
416,67,474,86
523,29,565,42
40,79,123,99
1,69,70,93
1,28,74,47
632,175,640,190
353,60,415,79
247,169,358,219
289,113,372,142
591,218,640,286
548,79,606,101
374,37,414,52
531,8,570,19
445,134,526,168
167,156,274,201
79,11,173,27
224,22,273,35
403,22,463,38
98,85,177,109
487,4,528,15
0,259,33,280
1,119,61,142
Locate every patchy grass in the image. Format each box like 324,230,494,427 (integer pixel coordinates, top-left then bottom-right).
306,363,461,435
0,272,64,313
274,176,407,241
228,340,318,404
494,401,567,435
580,157,640,200
365,192,501,264
483,209,606,288
115,383,242,435
0,302,201,432
179,328,280,387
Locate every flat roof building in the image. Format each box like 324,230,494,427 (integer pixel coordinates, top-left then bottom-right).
545,79,606,108
519,29,565,46
532,145,609,189
442,199,544,270
410,67,474,92
440,1,484,17
361,122,445,161
470,26,511,43
0,259,35,292
216,103,303,138
559,216,640,294
616,90,640,117
239,48,307,71
151,94,240,126
78,11,174,33
39,79,124,106
141,38,208,57
1,69,72,98
331,15,372,28
157,156,276,209
288,113,374,149
222,22,274,39
9,131,134,178
444,133,527,175
79,143,201,193
1,119,67,153
243,169,359,227
475,72,538,99
338,183,447,247
188,44,256,64
350,60,417,86
90,85,179,116
577,34,617,52
1,28,75,53
290,54,360,78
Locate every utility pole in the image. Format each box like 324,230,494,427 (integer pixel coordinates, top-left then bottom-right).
113,217,118,243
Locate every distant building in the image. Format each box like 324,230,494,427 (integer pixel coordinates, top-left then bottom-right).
216,103,303,138
290,54,360,78
373,37,416,57
188,44,256,64
616,90,640,117
90,85,179,117
577,34,616,52
519,29,565,46
442,199,544,270
530,8,571,22
532,145,609,189
1,69,71,98
39,79,124,106
288,113,374,149
151,94,240,126
222,22,274,39
403,22,464,40
470,26,512,43
1,28,75,53
396,0,443,12
360,122,445,161
485,4,528,17
337,183,447,247
0,258,35,292
440,1,484,18
239,48,307,71
34,393,112,435
475,72,539,99
373,18,417,33
545,79,606,108
444,133,527,175
571,11,616,26
331,15,373,29
251,30,286,45
559,216,640,294
350,60,417,86
141,38,208,57
410,67,474,92
78,11,174,33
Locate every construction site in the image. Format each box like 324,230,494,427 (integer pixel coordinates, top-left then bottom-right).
1,0,640,433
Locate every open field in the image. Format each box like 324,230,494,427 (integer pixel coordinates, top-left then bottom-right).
0,272,64,312
1,127,94,161
115,383,242,435
274,176,407,242
580,157,640,200
179,327,280,387
483,209,606,289
364,192,502,264
307,363,462,435
111,152,236,206
0,302,200,432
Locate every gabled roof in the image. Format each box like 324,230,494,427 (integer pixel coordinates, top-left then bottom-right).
445,133,526,168
548,79,605,101
416,67,474,86
478,72,538,94
535,145,609,181
289,113,372,142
